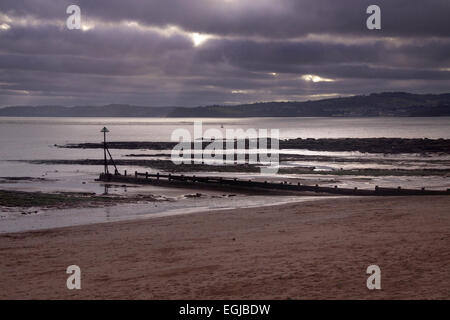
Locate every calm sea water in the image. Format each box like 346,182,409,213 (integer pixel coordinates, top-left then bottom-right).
0,116,449,160
0,117,449,233
0,115,447,186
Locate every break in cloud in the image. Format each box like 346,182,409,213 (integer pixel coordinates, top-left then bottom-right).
0,0,449,106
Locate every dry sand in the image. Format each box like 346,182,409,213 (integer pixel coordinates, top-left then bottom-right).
0,196,449,299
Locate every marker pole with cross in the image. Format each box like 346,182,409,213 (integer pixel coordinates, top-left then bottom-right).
101,127,109,174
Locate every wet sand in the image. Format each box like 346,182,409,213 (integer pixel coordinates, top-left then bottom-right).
0,196,449,299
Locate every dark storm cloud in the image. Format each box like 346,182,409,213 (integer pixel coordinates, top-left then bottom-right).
0,24,192,57
195,38,450,70
3,0,449,37
0,0,449,106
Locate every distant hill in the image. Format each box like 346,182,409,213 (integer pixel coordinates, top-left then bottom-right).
168,92,450,117
1,92,449,117
0,104,174,117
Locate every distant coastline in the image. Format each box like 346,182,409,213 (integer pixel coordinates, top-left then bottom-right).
1,92,450,118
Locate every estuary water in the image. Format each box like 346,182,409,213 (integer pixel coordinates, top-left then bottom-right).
0,116,449,233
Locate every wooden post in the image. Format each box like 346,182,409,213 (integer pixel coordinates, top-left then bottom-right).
145,172,148,179
135,171,137,178
101,127,109,175
124,170,127,176
157,172,160,181
103,130,107,174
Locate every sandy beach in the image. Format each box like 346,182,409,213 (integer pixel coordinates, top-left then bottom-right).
0,196,449,300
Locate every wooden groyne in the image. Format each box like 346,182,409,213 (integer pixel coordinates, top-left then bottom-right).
98,171,450,196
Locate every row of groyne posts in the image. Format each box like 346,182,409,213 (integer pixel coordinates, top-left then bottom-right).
98,127,450,196
99,170,450,196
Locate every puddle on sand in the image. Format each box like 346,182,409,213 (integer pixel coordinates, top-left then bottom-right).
0,194,341,234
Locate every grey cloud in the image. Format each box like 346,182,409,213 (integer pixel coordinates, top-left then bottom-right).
2,0,450,38
0,0,449,106
0,24,193,57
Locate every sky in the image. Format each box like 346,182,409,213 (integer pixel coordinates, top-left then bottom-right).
0,0,449,107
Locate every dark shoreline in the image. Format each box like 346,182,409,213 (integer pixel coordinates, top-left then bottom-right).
58,138,450,154
16,159,450,176
0,189,164,209
123,152,450,166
